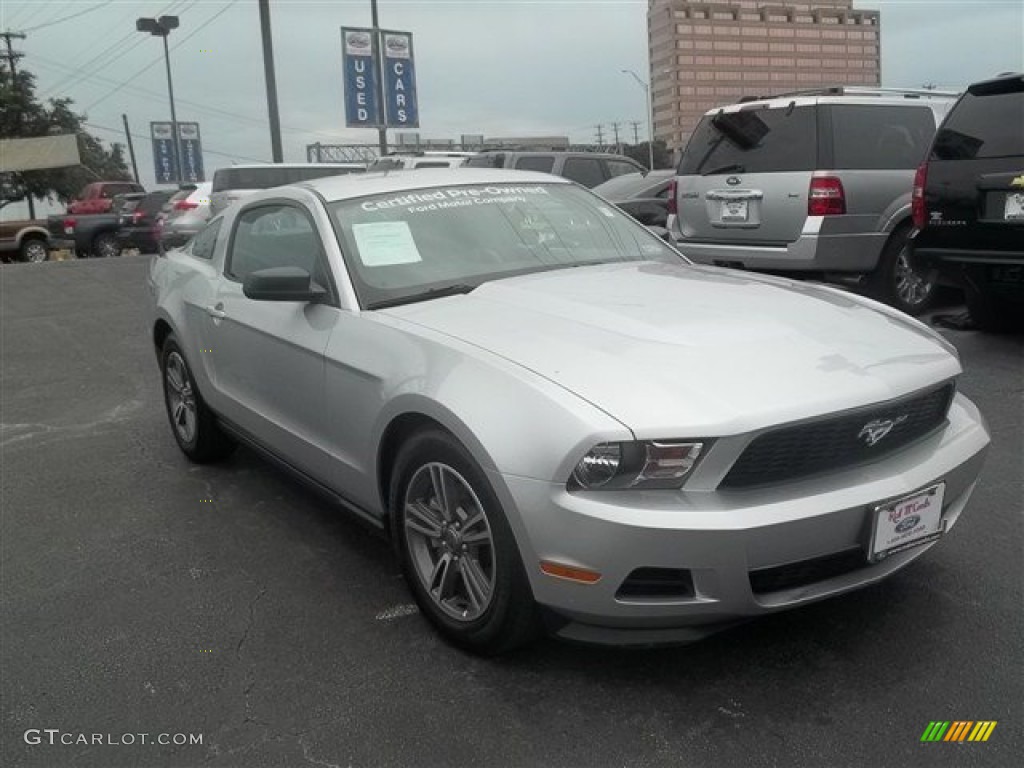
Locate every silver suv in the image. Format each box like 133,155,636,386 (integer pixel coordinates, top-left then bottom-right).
670,87,956,314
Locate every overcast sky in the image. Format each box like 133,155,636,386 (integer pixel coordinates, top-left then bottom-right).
3,0,1023,199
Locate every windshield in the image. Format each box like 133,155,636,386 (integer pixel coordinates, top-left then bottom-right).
678,105,817,175
329,182,683,308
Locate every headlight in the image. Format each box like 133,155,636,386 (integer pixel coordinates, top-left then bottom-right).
571,440,705,490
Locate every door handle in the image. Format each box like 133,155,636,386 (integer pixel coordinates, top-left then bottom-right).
205,303,227,319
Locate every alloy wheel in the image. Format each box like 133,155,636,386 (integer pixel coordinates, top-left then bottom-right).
21,240,48,263
403,462,496,622
895,246,935,308
164,351,197,444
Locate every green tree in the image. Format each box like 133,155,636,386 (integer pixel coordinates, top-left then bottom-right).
1,63,131,211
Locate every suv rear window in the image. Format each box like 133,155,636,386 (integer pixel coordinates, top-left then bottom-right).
211,166,361,192
830,105,935,170
678,105,817,175
931,87,1024,160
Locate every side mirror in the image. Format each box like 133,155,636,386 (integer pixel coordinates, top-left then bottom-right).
645,225,671,242
243,267,327,302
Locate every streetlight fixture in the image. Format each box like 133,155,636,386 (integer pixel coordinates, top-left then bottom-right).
621,69,654,171
136,15,184,183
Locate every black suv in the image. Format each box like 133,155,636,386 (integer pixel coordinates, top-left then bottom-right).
909,73,1024,330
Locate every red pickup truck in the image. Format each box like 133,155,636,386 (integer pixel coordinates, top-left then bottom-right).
67,181,146,215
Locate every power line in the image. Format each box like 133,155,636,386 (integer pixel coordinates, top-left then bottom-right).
83,0,238,112
595,124,604,144
23,1,114,34
83,120,268,164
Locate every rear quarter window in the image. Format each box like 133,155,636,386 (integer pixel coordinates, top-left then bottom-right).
678,105,817,175
830,105,936,170
931,88,1024,160
514,156,555,173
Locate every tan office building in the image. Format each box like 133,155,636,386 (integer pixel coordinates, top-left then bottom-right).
648,0,881,153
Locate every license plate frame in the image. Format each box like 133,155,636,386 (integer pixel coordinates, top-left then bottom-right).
868,482,945,562
1005,192,1024,221
721,199,749,222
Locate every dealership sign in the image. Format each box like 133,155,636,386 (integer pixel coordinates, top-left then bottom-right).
341,27,382,127
341,27,419,129
150,122,177,184
177,122,205,183
381,30,419,128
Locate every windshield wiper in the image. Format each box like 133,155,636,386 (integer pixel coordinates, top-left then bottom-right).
366,283,477,310
701,163,746,176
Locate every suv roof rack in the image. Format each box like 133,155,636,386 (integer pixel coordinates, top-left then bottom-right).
770,86,960,99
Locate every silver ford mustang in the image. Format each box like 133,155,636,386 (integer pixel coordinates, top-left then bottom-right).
149,169,990,653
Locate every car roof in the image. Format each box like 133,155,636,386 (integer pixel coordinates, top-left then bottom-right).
707,89,959,115
214,163,366,172
296,168,572,202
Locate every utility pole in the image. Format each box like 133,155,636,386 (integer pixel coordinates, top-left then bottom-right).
595,124,604,144
1,31,34,217
611,122,621,149
122,114,140,184
257,0,283,163
630,121,641,144
371,0,388,156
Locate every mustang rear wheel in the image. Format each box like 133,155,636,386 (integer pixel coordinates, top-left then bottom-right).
160,335,235,462
391,430,540,654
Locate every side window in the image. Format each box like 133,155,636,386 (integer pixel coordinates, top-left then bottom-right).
412,161,453,169
514,156,555,173
560,157,606,188
831,105,936,170
190,219,222,260
606,160,640,178
226,205,324,283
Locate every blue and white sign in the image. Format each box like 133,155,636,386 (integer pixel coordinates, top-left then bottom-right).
178,122,204,183
150,121,177,184
381,30,419,128
341,27,382,127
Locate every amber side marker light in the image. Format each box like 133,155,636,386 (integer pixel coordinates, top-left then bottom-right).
540,561,602,584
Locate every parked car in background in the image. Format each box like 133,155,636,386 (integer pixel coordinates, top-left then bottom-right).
670,87,957,315
909,73,1024,331
47,193,139,258
592,170,676,229
117,190,177,254
209,163,367,216
159,182,213,249
465,151,645,188
67,181,146,215
0,217,50,263
368,151,475,171
149,168,989,654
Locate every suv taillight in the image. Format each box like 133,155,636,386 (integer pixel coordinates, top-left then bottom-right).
912,162,928,230
174,200,198,211
808,176,846,216
62,217,76,235
667,178,678,216
132,210,145,224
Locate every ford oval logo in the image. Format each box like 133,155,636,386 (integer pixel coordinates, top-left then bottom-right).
726,176,741,186
894,515,921,533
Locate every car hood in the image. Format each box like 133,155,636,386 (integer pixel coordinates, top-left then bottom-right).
380,262,961,437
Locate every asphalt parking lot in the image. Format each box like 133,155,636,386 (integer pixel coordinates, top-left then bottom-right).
2,255,1021,768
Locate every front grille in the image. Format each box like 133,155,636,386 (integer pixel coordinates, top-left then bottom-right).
749,548,866,595
721,382,955,489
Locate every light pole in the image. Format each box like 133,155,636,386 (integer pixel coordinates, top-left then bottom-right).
621,69,654,171
136,15,184,183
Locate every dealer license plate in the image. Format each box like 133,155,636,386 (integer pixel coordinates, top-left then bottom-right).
869,483,945,562
721,200,748,222
1005,192,1024,221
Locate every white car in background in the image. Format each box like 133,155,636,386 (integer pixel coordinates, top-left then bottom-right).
209,163,367,216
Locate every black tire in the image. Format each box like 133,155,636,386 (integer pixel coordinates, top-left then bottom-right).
390,429,540,655
18,237,48,263
92,232,121,259
870,225,938,316
966,288,1021,333
160,335,235,463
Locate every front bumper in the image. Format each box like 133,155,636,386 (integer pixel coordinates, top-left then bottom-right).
493,393,989,646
